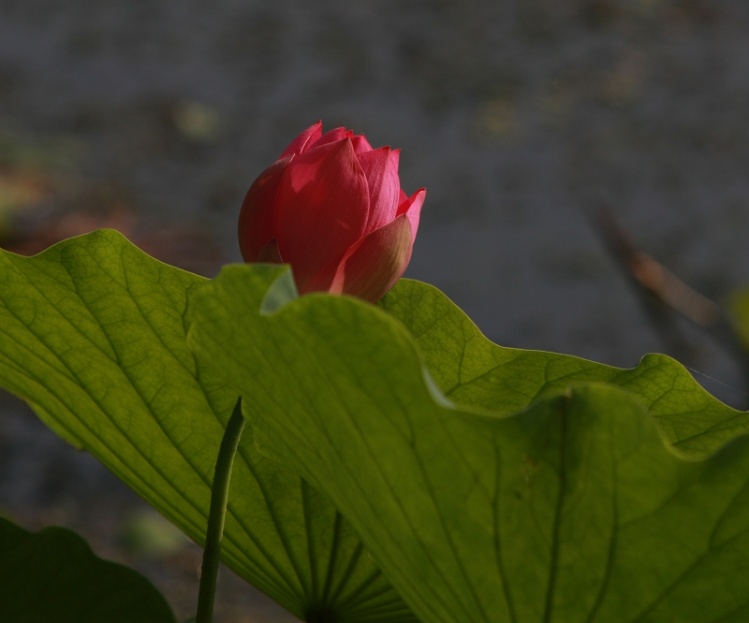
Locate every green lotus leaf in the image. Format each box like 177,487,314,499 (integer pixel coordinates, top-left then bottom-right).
0,516,175,623
188,265,749,623
0,231,415,622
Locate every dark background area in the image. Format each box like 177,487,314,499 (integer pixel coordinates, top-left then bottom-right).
2,1,749,621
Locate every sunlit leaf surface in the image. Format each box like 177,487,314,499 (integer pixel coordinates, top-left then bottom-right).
3,230,749,623
0,231,414,622
189,265,749,623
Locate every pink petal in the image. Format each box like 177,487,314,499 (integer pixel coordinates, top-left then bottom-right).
356,147,401,232
238,157,290,262
327,214,414,303
313,127,352,149
256,239,283,263
274,138,370,292
350,134,374,154
280,122,323,159
396,188,425,244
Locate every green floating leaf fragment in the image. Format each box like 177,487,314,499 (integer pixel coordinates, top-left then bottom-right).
189,266,749,623
0,231,416,622
0,516,175,623
727,288,749,351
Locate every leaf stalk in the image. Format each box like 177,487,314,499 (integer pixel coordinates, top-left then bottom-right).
195,398,246,623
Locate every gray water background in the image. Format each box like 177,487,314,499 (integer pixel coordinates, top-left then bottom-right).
1,1,749,621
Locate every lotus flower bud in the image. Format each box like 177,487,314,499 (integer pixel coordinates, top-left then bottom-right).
238,122,425,303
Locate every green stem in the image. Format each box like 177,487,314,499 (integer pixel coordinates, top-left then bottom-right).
195,398,246,623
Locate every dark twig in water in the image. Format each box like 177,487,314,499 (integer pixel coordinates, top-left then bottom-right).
586,205,749,402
